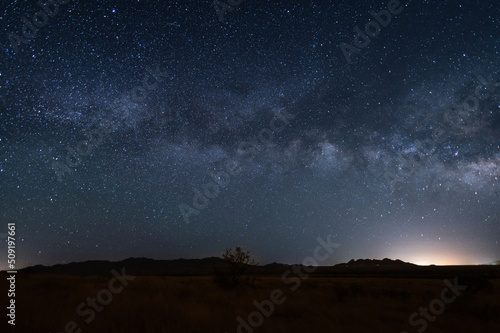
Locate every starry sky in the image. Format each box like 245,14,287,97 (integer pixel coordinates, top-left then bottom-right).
0,0,499,270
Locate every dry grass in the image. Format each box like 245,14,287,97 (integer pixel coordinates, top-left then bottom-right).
3,274,500,332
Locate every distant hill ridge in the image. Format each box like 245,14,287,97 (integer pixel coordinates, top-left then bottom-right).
335,258,416,267
4,257,499,277
3,257,413,276
15,257,229,276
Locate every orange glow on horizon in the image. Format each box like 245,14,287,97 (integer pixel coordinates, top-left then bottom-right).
382,240,492,266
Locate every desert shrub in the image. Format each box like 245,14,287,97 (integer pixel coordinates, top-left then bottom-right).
213,266,233,289
213,247,257,289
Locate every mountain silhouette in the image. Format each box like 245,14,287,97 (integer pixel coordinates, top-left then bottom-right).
4,257,499,278
335,258,416,268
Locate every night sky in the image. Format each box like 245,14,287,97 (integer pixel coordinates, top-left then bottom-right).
0,0,499,270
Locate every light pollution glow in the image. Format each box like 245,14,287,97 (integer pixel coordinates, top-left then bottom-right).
382,239,495,266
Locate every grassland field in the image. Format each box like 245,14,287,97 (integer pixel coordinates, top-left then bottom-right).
1,273,499,333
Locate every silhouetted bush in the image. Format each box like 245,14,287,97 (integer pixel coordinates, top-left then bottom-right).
213,247,257,289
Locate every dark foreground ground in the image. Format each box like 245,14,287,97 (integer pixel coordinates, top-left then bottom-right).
1,269,500,332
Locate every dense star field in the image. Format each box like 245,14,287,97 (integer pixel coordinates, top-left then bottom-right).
0,0,499,269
